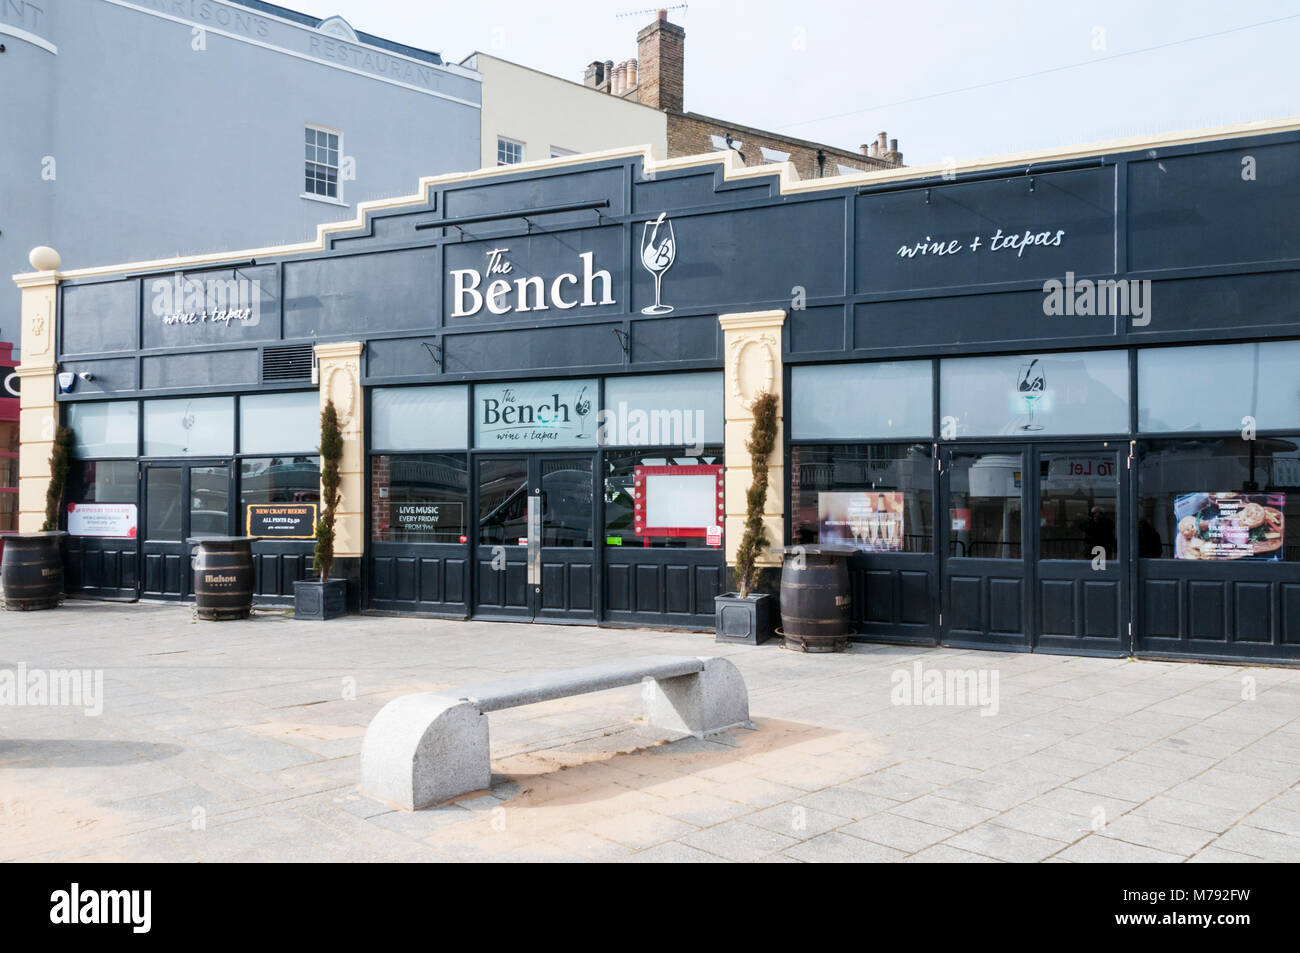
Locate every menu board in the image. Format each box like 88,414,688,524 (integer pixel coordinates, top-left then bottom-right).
1174,492,1285,561
819,492,905,552
246,504,317,540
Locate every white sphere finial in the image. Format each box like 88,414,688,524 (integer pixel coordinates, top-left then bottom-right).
29,246,61,271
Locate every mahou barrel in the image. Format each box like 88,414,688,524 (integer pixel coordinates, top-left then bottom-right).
779,548,853,653
1,533,65,611
191,537,254,621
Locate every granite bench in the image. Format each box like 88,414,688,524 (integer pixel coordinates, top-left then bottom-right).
361,655,751,810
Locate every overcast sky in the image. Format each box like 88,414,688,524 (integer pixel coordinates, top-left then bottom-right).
317,0,1300,166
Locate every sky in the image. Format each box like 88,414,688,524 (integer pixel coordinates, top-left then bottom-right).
312,0,1300,166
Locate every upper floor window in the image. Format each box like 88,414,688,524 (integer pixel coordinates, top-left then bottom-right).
305,125,341,200
497,137,524,166
550,146,578,159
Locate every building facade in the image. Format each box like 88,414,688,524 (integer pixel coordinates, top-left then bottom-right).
14,117,1300,665
464,52,668,169
582,11,904,179
0,0,481,351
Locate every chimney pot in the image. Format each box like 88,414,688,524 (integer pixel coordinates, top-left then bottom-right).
877,131,888,153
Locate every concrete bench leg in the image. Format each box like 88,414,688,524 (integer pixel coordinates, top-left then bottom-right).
361,694,489,811
646,657,751,738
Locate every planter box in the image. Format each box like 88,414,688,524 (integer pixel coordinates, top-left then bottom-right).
715,592,772,645
293,579,348,621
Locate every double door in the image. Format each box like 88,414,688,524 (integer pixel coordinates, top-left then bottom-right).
473,453,596,622
939,442,1129,655
140,460,235,600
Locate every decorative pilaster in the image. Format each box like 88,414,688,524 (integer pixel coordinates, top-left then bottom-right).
719,310,786,569
314,342,365,559
13,248,62,533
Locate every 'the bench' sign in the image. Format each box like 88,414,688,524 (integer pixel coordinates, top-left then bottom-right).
450,247,615,318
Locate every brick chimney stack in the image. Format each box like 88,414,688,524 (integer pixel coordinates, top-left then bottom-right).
636,10,685,113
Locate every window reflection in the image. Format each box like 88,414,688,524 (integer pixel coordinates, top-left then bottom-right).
372,454,468,544
791,444,933,553
949,452,1023,559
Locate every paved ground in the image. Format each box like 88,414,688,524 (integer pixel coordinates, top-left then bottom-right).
1,601,1299,863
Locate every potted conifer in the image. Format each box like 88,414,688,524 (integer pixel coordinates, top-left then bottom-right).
293,401,347,620
715,391,779,645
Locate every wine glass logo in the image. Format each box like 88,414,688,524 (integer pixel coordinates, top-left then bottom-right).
1017,358,1047,432
640,212,676,315
574,386,592,439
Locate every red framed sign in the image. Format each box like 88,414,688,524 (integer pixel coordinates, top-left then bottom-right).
633,464,725,541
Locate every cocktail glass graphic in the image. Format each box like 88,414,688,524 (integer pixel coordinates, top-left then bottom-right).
1018,358,1047,432
640,212,676,315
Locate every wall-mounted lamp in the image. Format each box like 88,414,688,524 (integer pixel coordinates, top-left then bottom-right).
78,372,95,383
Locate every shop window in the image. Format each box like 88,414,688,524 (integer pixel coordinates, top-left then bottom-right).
66,401,140,458
497,137,524,166
1039,450,1119,561
371,453,468,544
0,419,15,533
240,457,321,508
143,397,235,457
67,461,138,504
241,393,320,455
604,448,724,549
602,372,723,447
790,444,933,553
940,350,1128,438
792,362,932,440
1137,437,1299,561
1138,341,1300,433
305,126,341,199
372,385,469,451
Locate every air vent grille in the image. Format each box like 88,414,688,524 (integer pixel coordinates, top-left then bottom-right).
262,344,315,382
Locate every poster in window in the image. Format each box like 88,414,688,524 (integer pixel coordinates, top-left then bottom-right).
1174,492,1285,561
819,492,905,552
633,465,725,538
67,503,138,539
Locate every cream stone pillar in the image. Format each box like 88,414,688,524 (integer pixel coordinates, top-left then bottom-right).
315,342,365,559
13,248,62,534
719,310,786,572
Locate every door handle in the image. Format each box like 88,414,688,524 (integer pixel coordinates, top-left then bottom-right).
527,494,541,587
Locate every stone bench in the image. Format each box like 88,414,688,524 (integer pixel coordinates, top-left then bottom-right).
361,655,750,811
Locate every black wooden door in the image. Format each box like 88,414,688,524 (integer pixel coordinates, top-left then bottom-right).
140,461,234,600
940,447,1031,650
472,453,597,621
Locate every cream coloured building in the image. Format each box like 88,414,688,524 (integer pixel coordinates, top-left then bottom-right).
463,52,667,168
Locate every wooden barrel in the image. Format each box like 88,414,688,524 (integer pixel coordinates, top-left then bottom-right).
1,533,65,611
779,551,852,653
191,537,254,621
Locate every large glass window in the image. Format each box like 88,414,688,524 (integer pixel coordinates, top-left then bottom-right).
940,350,1129,437
67,461,137,504
792,362,933,440
143,397,234,457
604,447,724,549
66,401,139,458
372,385,469,451
241,393,319,454
240,457,321,508
791,444,933,553
603,372,724,446
371,454,468,544
1138,341,1300,433
1138,437,1298,561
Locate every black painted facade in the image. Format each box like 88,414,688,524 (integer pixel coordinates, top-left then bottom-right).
52,127,1300,662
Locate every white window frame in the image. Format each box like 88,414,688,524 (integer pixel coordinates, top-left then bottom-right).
549,146,578,159
497,136,525,166
302,124,348,207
